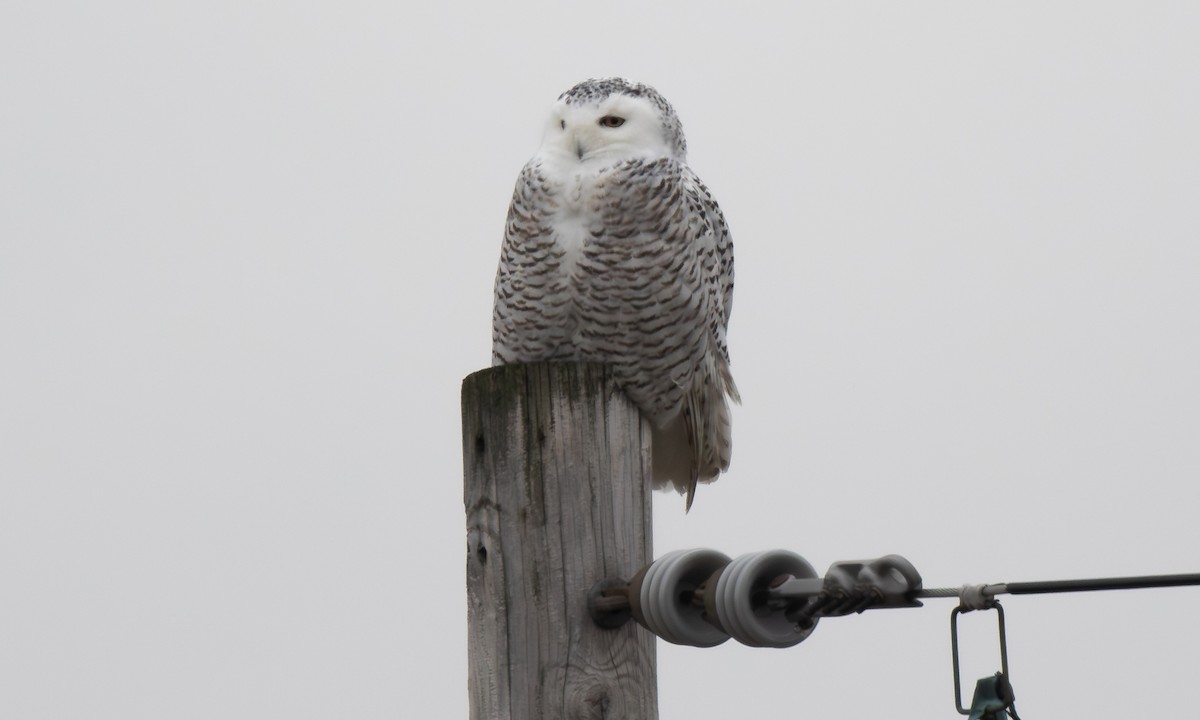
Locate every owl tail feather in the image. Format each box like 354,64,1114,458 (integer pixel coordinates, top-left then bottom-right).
650,417,693,500
650,360,739,512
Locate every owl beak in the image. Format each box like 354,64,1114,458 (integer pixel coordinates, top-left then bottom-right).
575,139,586,160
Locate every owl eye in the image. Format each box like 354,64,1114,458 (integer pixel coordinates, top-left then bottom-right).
598,115,625,128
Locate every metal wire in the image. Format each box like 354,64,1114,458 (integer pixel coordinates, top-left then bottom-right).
919,572,1200,605
916,587,967,598
1005,572,1200,595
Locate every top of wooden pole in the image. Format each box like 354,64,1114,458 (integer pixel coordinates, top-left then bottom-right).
462,361,658,720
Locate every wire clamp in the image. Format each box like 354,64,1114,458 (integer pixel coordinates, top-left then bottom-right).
964,673,1017,720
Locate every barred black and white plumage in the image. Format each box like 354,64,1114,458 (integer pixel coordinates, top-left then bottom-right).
491,78,738,510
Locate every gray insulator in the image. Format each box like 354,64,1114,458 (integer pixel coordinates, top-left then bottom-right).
647,548,732,647
715,550,821,648
638,550,685,644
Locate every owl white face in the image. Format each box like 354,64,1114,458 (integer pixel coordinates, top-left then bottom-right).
540,94,674,165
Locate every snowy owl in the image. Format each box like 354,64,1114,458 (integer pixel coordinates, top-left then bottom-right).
492,78,738,510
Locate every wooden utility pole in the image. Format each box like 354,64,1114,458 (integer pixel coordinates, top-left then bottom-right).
462,362,657,720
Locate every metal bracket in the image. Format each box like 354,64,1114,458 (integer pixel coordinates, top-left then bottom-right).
951,601,1015,717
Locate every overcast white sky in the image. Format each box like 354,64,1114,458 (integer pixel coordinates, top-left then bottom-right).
3,2,1198,718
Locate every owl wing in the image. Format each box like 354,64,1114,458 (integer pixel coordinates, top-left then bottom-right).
629,164,737,509
683,167,736,365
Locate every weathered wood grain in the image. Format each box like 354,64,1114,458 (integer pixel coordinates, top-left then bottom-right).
462,362,657,720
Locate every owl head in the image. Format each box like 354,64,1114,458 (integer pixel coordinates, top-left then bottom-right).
542,78,687,163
